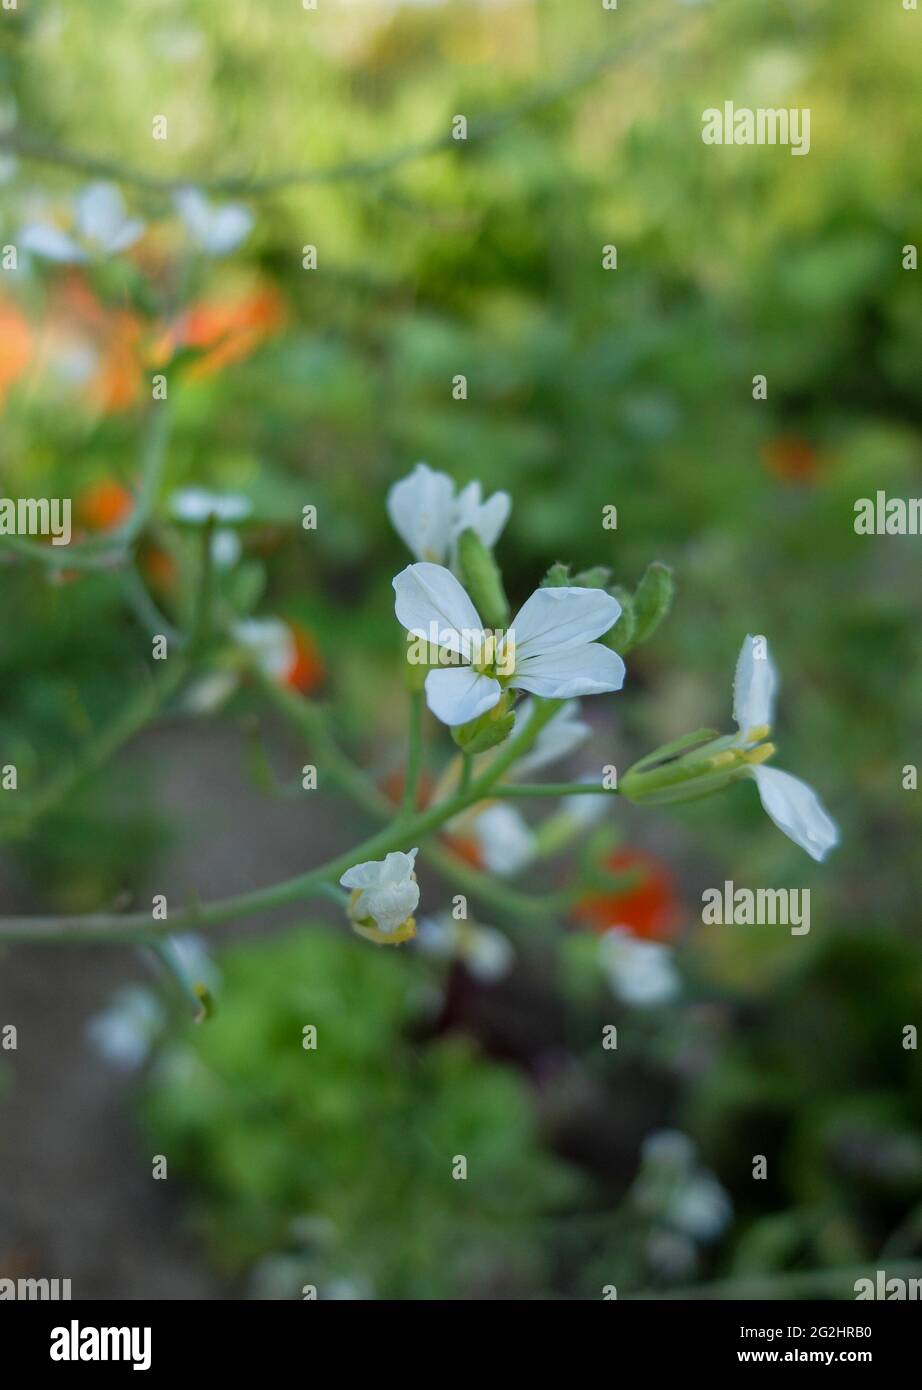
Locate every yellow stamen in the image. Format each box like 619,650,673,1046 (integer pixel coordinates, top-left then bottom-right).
745,724,771,743
709,751,738,769
743,742,775,766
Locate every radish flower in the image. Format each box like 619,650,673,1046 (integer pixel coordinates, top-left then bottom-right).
730,635,839,862
340,849,420,944
393,562,625,726
387,463,510,567
174,187,253,256
20,183,145,263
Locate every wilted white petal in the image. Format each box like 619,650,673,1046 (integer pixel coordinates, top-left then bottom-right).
732,634,777,734
393,562,483,657
511,586,621,658
512,641,625,699
387,463,455,563
750,765,839,862
341,850,419,935
513,698,590,775
19,221,85,263
379,848,418,883
473,804,536,876
424,666,500,726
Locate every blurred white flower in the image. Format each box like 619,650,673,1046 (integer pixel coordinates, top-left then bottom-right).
416,914,514,983
470,803,537,877
174,187,254,256
210,527,242,569
170,933,221,995
512,698,591,775
731,635,839,862
87,986,165,1072
599,927,678,1007
20,183,145,264
170,487,251,524
387,462,510,568
232,618,297,684
340,849,419,942
393,563,625,726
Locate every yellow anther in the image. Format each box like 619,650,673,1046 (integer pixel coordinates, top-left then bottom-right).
709,751,738,769
745,724,771,743
743,742,775,766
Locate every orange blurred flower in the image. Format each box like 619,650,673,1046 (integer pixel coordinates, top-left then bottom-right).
0,299,33,406
285,621,325,695
761,435,821,485
42,275,145,414
572,847,681,941
155,284,285,378
77,479,135,532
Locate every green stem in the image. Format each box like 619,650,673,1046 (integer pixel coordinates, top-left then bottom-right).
492,782,619,799
627,1260,922,1302
401,690,425,817
0,697,561,944
0,655,190,842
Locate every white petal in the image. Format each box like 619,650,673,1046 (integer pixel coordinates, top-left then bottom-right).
173,187,211,241
363,877,420,934
19,222,85,263
513,698,590,775
76,183,126,246
203,204,253,255
170,487,250,522
465,926,515,983
339,858,385,890
751,765,839,862
473,805,536,876
424,667,500,726
231,618,296,682
512,641,625,699
510,585,621,659
387,463,455,563
393,562,483,657
733,634,777,734
105,217,145,253
379,848,418,884
452,481,511,551
599,930,679,1007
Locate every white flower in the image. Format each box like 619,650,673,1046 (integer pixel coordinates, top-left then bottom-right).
387,463,510,567
20,183,145,264
512,698,591,775
416,913,514,984
170,934,221,995
174,187,253,256
340,848,420,942
210,528,241,569
471,804,537,877
393,562,625,726
599,928,678,1007
87,986,164,1072
170,487,251,524
232,618,297,683
731,635,839,862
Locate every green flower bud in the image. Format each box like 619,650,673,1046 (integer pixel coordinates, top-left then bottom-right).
457,528,509,631
631,562,674,647
452,691,514,754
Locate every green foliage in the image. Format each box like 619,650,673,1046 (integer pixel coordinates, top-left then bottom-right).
142,928,581,1297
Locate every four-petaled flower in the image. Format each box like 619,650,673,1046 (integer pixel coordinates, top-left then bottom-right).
387,463,510,568
730,634,839,862
393,562,625,726
173,187,254,256
340,849,420,944
20,182,145,263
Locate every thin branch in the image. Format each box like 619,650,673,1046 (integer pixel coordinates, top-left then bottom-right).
0,17,684,199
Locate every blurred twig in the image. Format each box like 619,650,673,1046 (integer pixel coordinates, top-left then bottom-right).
0,15,687,198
